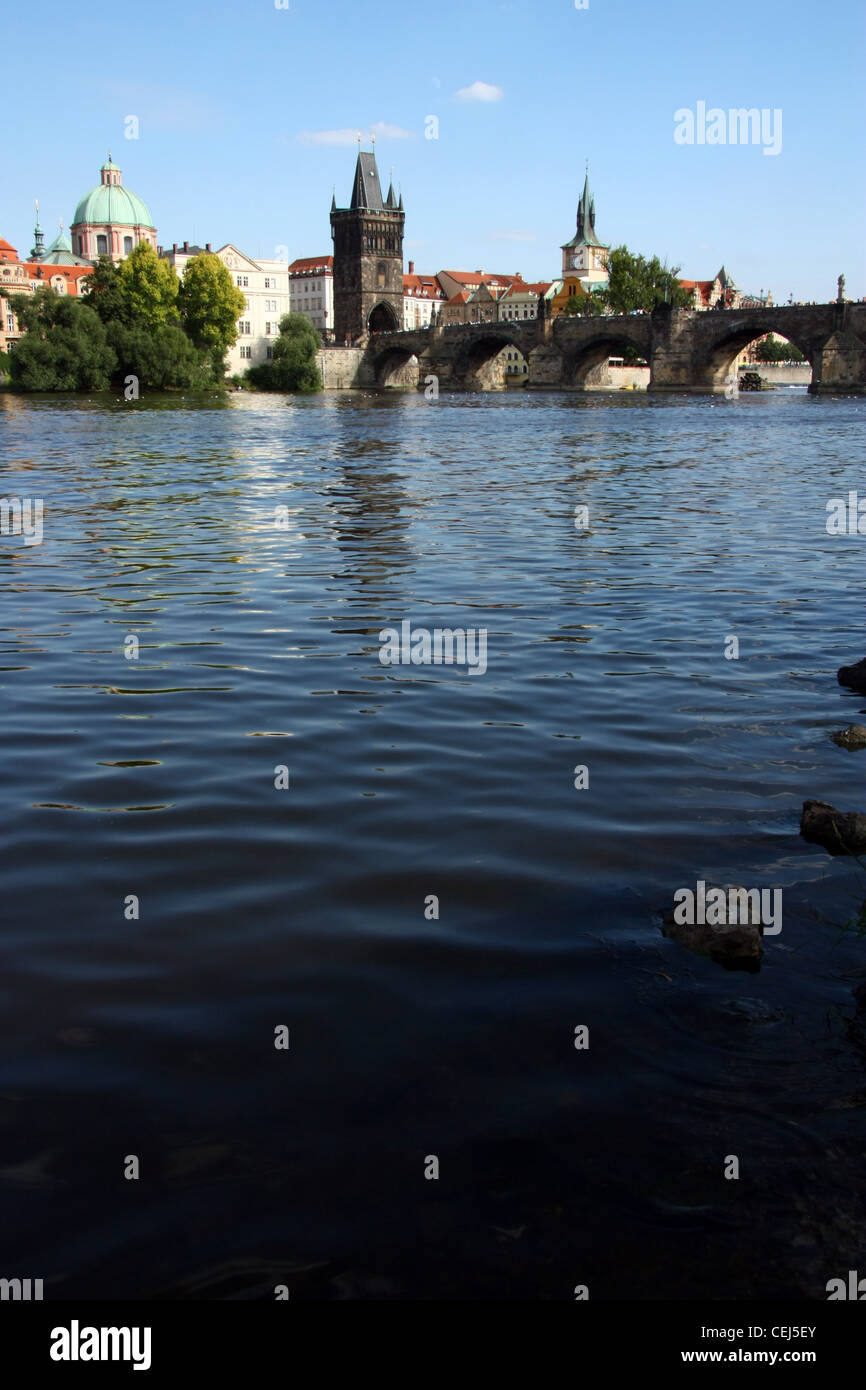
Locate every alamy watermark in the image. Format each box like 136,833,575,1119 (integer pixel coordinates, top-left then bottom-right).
674,102,782,156
1,496,43,546
672,880,782,934
1,1277,43,1300
379,620,487,675
826,492,866,535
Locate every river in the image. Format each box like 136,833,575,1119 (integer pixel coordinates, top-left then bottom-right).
1,386,864,1299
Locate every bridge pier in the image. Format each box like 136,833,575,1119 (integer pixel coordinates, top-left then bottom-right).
810,307,866,393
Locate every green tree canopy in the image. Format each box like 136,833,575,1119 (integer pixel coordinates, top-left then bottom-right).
114,242,180,330
9,288,115,390
80,255,126,323
106,322,212,390
246,313,321,392
598,246,692,314
178,252,246,362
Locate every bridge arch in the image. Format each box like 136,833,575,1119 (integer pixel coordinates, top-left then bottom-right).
451,328,531,390
694,318,816,391
374,346,422,389
561,328,651,390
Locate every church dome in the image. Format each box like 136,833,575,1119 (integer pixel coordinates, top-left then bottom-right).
72,159,154,229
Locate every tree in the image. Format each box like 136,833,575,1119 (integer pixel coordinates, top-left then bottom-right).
753,334,805,363
178,252,246,369
563,293,584,315
106,322,212,390
80,255,126,323
598,246,692,315
246,313,321,392
8,288,115,390
114,242,179,330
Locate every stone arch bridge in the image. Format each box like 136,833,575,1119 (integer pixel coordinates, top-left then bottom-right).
353,302,866,394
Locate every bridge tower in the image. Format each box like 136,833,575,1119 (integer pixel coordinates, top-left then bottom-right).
330,143,405,344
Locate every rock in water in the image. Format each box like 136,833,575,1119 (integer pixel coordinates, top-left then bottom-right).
838,657,866,693
800,800,866,856
662,888,764,973
831,724,866,751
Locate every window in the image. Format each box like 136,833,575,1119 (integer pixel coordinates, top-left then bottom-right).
266,346,274,359
236,275,249,288
264,277,272,289
123,236,133,255
239,345,252,359
97,235,108,255
265,299,276,312
238,320,251,335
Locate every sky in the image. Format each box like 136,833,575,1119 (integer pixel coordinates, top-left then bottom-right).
4,0,864,302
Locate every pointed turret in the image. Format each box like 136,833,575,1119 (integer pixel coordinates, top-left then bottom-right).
350,150,384,210
575,170,601,247
31,198,45,260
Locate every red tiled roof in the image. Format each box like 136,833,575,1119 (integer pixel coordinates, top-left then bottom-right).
447,291,471,304
0,238,19,260
679,278,714,304
26,264,92,293
289,255,333,273
403,273,445,298
442,270,524,287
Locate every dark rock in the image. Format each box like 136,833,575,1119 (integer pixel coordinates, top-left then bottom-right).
662,886,763,972
853,982,866,1013
832,724,866,751
838,657,866,693
800,799,866,856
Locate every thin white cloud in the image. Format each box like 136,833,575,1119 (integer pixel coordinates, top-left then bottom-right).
456,81,504,103
297,129,361,147
99,80,222,134
371,121,415,140
297,122,415,146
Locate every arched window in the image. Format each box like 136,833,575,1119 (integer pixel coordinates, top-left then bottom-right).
377,262,386,289
123,236,133,255
97,234,108,255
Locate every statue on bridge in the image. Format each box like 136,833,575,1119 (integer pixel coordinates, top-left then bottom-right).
837,273,846,303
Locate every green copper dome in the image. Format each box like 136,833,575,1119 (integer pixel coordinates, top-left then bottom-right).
72,160,154,229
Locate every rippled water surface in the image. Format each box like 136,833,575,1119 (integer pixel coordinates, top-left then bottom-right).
2,387,865,1299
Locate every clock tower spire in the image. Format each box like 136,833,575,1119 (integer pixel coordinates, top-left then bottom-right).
561,165,610,289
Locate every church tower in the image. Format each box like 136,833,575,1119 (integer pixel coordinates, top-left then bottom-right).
330,142,405,344
561,169,609,289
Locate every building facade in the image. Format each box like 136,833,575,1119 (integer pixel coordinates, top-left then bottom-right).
498,281,553,321
330,148,405,343
288,255,334,335
402,263,445,329
70,158,156,264
1,233,91,356
160,241,291,375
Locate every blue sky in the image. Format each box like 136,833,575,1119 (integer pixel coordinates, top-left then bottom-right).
5,0,864,301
